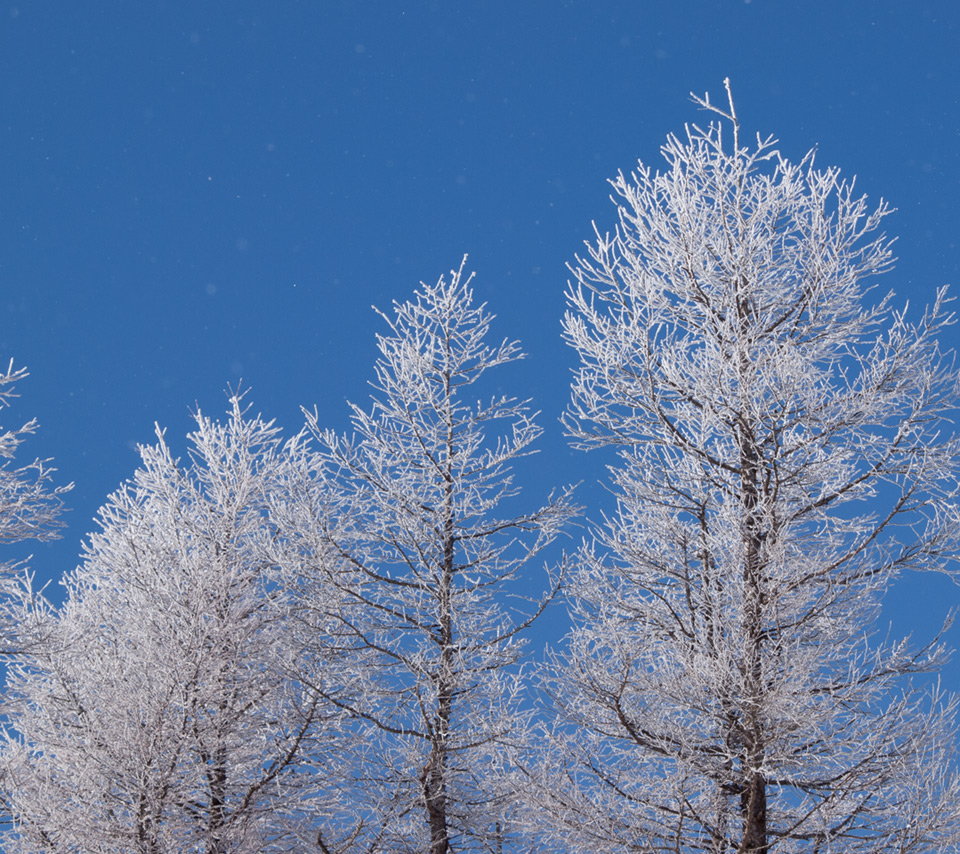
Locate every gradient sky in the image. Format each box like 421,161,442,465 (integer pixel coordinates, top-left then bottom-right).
1,2,958,677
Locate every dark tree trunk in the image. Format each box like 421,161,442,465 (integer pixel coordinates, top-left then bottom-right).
736,285,768,854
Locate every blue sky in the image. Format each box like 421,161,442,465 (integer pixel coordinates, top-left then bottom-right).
1,2,958,671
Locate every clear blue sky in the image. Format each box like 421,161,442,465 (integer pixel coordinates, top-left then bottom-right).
1,2,958,673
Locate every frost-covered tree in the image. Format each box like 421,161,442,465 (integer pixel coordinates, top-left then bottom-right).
1,397,347,853
0,361,71,655
0,361,69,549
303,259,575,854
540,82,960,853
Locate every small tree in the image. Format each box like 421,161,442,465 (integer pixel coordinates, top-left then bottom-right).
543,82,960,853
0,361,69,548
1,397,345,853
0,360,71,655
304,259,575,854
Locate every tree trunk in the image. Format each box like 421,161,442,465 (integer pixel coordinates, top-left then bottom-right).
422,407,457,854
736,287,768,854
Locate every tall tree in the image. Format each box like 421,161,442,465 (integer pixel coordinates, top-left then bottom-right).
1,397,346,853
303,259,575,854
542,82,960,853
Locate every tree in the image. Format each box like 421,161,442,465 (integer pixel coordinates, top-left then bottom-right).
0,361,69,548
0,360,71,655
1,396,348,853
301,259,575,854
540,81,960,853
